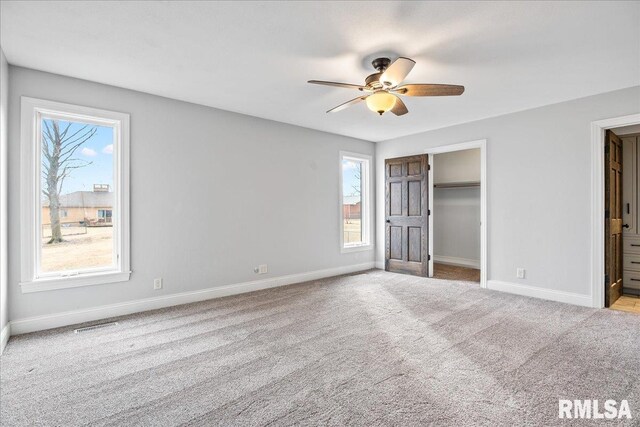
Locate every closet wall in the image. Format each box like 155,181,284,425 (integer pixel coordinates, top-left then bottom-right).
621,131,640,295
433,149,481,268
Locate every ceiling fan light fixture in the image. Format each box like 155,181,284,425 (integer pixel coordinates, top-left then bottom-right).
366,91,396,115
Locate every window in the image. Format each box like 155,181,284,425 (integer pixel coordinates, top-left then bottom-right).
340,152,371,251
97,209,113,223
20,97,130,292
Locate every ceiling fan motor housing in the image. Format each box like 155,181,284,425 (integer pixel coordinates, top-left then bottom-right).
365,72,383,89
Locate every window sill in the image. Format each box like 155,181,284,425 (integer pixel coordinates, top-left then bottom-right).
341,244,373,254
20,271,131,293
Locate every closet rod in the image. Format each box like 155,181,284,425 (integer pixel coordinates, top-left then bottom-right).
433,181,480,189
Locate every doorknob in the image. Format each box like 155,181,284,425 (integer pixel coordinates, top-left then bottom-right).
623,224,630,229
386,219,391,223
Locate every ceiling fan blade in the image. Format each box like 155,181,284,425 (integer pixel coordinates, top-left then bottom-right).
326,96,368,113
308,80,367,91
390,96,408,116
394,84,465,96
379,57,416,88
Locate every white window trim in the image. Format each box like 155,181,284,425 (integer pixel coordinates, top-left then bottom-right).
339,151,372,253
20,97,131,293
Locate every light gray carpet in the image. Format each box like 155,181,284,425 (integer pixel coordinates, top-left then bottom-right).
1,270,639,426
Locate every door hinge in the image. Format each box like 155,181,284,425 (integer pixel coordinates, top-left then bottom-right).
428,209,431,216
428,164,431,171
428,255,431,261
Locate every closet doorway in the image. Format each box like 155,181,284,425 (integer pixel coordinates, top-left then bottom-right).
431,149,481,282
426,140,487,287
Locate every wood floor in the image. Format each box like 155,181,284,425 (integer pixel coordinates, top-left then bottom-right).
610,294,640,314
433,263,480,282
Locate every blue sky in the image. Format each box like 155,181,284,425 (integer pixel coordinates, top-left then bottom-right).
342,159,361,199
41,119,114,195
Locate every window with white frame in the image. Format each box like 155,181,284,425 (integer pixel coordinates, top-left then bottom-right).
340,152,371,250
20,97,130,292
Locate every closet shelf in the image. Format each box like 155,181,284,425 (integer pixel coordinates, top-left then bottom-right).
434,181,480,189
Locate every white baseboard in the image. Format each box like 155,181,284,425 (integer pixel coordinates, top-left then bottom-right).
1,323,10,354
487,280,593,308
375,260,385,269
10,262,376,335
433,255,480,269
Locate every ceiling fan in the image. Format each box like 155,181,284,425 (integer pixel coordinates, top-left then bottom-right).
308,57,464,116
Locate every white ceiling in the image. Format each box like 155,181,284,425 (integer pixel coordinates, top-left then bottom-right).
2,1,639,142
614,124,640,136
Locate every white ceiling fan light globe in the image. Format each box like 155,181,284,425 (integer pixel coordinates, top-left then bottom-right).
366,91,397,115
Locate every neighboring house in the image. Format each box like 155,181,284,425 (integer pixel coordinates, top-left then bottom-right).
41,185,113,226
342,195,361,220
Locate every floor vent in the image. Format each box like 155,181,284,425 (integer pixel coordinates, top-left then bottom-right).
74,322,119,334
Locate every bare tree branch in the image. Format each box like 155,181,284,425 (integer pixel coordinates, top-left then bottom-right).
58,121,74,141
59,125,93,152
59,132,97,163
351,167,362,195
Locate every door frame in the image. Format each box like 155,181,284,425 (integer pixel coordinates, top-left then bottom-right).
591,113,640,308
424,139,487,289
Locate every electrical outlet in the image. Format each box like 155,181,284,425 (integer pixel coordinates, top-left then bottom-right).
153,278,163,290
253,264,268,274
516,268,525,279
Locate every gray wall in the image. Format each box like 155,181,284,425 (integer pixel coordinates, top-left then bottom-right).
433,149,480,265
0,49,8,332
8,66,375,320
433,188,480,264
376,86,640,295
